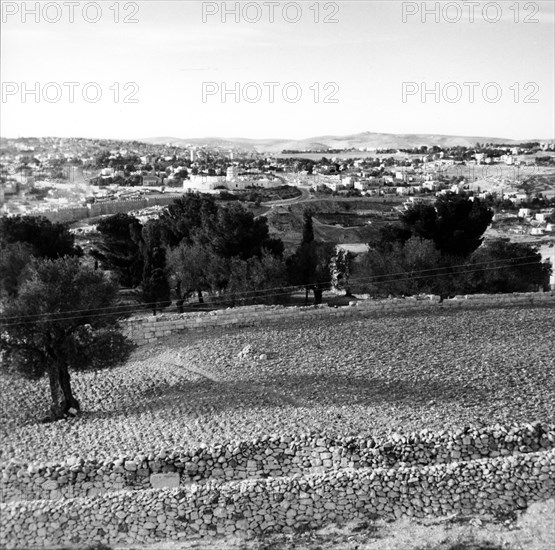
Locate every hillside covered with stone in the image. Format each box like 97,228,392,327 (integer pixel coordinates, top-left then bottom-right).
1,303,554,548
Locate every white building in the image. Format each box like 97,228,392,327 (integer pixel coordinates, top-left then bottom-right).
143,174,161,186
354,181,368,191
423,181,439,191
510,193,528,204
185,174,226,190
341,175,353,187
226,165,239,182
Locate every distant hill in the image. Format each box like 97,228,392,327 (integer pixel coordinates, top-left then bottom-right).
139,132,548,153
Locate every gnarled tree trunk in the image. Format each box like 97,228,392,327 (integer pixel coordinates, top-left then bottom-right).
47,360,80,420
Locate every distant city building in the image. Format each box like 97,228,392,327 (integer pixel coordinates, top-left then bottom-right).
226,165,239,182
340,175,353,187
142,174,161,186
354,181,369,191
186,174,227,190
423,181,439,191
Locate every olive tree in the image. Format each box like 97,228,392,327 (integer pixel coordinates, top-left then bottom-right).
0,257,130,421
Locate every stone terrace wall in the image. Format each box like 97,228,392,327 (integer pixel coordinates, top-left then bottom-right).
88,199,148,217
2,423,553,503
1,450,553,548
122,292,555,346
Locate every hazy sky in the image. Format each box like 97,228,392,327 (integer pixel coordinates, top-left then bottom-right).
1,0,554,140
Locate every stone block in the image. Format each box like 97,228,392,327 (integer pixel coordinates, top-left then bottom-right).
150,473,180,489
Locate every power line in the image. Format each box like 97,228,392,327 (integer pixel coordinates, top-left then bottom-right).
177,260,547,309
0,258,548,329
0,254,543,323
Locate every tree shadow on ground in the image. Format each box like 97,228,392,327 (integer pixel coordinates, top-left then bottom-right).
252,372,489,408
77,376,287,422
75,368,489,429
14,365,489,430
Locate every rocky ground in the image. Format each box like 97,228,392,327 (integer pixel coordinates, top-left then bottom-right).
1,305,554,550
1,306,553,463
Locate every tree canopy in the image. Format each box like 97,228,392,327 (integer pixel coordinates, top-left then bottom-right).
0,257,130,420
92,213,144,288
358,193,548,298
399,193,493,257
0,215,82,259
158,194,219,248
162,193,284,307
141,221,171,314
0,241,33,298
287,212,335,304
459,240,551,294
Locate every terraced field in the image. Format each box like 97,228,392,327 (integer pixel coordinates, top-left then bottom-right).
2,306,554,463
1,304,554,549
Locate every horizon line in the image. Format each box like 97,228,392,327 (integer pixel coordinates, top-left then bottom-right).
2,131,555,144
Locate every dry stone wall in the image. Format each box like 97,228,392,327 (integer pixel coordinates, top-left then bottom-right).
2,449,553,548
2,423,553,503
122,292,555,346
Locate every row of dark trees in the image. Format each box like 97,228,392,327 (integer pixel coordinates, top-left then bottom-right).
357,193,551,297
90,192,552,310
90,195,339,311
